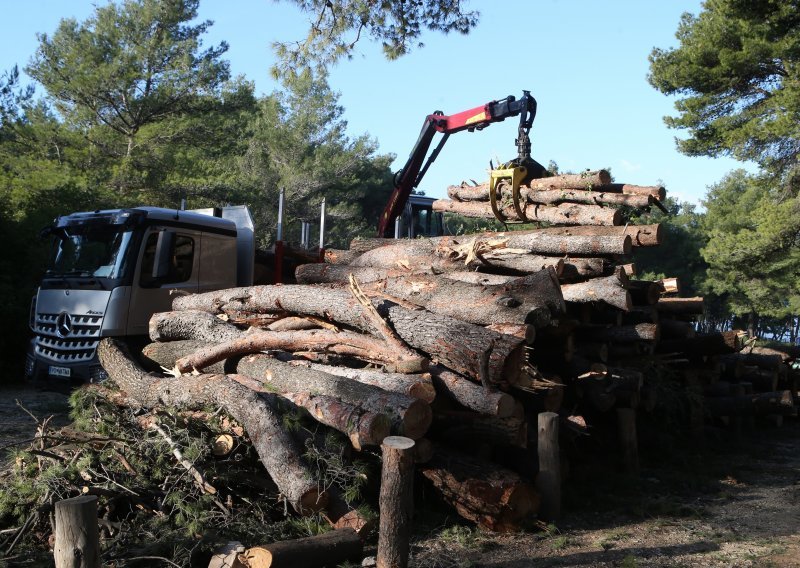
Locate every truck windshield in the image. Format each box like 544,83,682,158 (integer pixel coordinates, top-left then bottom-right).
46,225,135,279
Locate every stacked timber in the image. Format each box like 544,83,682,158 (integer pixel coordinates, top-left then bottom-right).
94,166,799,557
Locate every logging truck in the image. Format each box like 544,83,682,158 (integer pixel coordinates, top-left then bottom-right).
25,196,443,387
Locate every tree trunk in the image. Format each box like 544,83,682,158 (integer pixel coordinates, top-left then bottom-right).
97,339,326,514
527,170,612,189
171,288,526,386
598,183,666,200
657,331,743,357
370,268,564,329
485,323,536,344
625,280,663,306
518,224,662,247
295,264,422,284
242,528,363,568
377,437,416,568
561,275,632,311
54,496,101,568
419,448,539,532
323,248,362,265
447,184,651,208
292,362,437,403
173,327,427,375
536,412,560,521
559,257,609,281
432,199,621,226
430,366,516,417
656,297,705,315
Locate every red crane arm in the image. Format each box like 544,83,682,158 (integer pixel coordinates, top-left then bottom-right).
377,92,538,237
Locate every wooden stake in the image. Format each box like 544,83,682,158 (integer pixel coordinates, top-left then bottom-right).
536,412,561,521
377,436,415,568
54,495,100,568
616,408,639,474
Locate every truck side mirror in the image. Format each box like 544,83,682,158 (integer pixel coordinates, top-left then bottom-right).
152,230,176,279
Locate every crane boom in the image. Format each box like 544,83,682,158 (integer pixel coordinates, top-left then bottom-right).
377,91,545,237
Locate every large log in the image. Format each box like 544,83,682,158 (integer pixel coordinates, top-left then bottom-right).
372,269,564,328
419,448,539,532
292,362,437,403
560,275,632,311
323,248,362,265
527,170,612,190
657,331,743,357
296,264,406,284
657,297,705,315
171,289,525,385
173,327,427,375
242,528,362,568
432,199,621,226
447,184,652,208
559,257,608,281
430,366,516,417
598,183,666,201
523,224,662,247
97,339,326,514
141,343,392,449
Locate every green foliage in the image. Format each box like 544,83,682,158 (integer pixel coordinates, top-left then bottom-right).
241,70,393,248
630,197,708,297
272,0,479,78
700,170,800,324
648,0,800,178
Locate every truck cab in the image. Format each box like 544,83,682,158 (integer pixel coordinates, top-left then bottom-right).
394,195,445,238
25,206,254,387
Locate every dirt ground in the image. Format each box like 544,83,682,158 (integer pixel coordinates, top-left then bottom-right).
410,420,800,568
2,385,799,567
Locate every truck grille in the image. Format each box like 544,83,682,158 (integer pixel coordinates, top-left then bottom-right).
33,313,102,363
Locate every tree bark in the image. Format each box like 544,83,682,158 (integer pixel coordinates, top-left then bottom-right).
447,184,652,208
536,412,560,521
171,287,526,386
419,448,539,532
598,183,666,200
54,496,100,568
518,224,662,247
561,275,632,311
377,437,416,568
97,339,326,514
527,170,612,190
369,269,564,329
323,248,362,265
292,361,437,403
432,199,622,226
656,297,705,315
173,327,427,375
625,280,663,306
485,323,536,344
559,257,609,281
242,528,363,568
430,366,516,417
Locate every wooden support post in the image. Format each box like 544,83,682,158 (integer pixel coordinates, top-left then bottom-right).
536,412,561,521
616,408,639,475
377,436,416,568
54,495,100,568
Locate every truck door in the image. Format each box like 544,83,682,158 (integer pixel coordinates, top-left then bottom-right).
127,227,200,335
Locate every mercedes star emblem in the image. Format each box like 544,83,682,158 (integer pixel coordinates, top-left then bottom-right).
56,312,73,338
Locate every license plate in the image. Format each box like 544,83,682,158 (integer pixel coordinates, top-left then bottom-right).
48,365,71,378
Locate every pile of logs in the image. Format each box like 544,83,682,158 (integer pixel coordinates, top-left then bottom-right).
92,168,799,566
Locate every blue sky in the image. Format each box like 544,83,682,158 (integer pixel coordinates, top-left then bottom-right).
1,0,754,206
